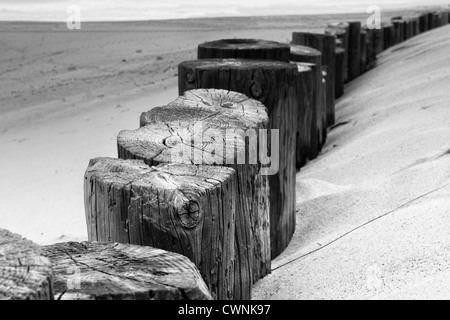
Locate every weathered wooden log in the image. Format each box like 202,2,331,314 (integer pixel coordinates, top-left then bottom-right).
405,20,413,40
137,89,271,286
360,29,367,74
373,27,383,55
325,22,349,82
364,27,375,70
84,157,239,300
382,24,393,50
392,19,404,45
197,39,290,62
419,13,429,33
334,47,345,99
0,229,53,300
42,241,212,300
292,32,335,126
176,61,297,260
347,21,361,81
292,63,313,168
290,44,325,155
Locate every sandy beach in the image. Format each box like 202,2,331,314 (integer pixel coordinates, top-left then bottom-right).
1,7,450,299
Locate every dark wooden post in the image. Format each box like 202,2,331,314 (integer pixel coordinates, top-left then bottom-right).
360,29,367,74
290,45,325,154
325,22,349,82
419,13,429,33
382,24,393,50
347,21,361,82
405,20,413,40
137,89,271,286
364,27,375,71
373,27,383,56
43,241,213,300
292,32,336,126
392,18,404,45
433,12,441,28
177,61,297,260
292,63,313,168
334,47,345,99
84,157,239,300
198,39,290,62
0,229,53,300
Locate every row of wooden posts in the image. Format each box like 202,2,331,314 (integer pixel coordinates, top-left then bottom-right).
2,9,450,300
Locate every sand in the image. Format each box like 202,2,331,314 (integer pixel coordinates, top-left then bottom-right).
252,24,450,300
1,11,449,299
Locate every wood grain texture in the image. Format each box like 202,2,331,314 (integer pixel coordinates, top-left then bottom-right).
84,157,237,300
292,32,336,126
0,229,53,300
347,21,361,82
42,241,212,300
290,45,325,155
177,60,298,259
138,89,271,287
198,39,290,62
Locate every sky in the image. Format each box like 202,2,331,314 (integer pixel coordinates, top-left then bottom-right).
0,0,448,21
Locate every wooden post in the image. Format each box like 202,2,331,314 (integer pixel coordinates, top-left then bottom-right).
290,44,325,155
334,47,345,99
137,89,271,286
360,29,367,74
347,21,361,82
292,32,336,126
373,27,383,56
392,19,404,45
0,229,53,300
433,12,441,28
382,24,393,50
321,68,327,148
325,22,349,82
198,39,290,62
84,157,239,300
406,20,413,40
177,61,298,260
364,27,375,71
43,241,212,300
419,13,429,33
292,63,313,168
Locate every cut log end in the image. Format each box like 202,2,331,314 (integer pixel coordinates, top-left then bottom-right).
0,229,53,300
42,241,213,300
84,157,238,299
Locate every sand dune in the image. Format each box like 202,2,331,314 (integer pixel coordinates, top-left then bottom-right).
253,24,450,300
